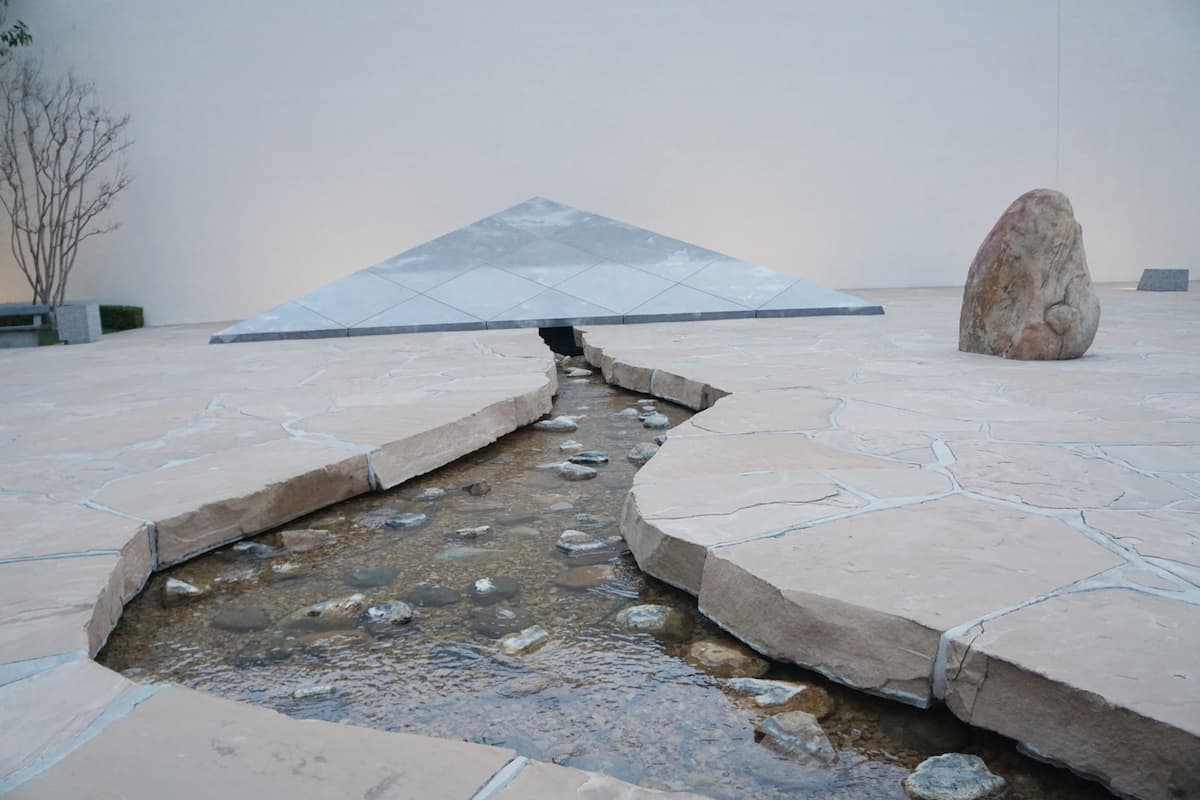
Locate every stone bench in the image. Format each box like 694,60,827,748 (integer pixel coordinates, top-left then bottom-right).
0,303,50,348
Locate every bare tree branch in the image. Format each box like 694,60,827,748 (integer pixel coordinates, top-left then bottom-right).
0,58,132,307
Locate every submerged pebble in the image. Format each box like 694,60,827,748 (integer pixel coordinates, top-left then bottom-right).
755,711,837,765
684,639,769,678
555,564,614,589
556,529,623,556
725,677,836,719
292,684,336,700
533,416,580,432
280,594,368,633
233,541,281,559
902,753,1007,800
568,450,609,465
642,413,670,430
162,577,206,607
614,604,692,641
365,600,414,627
558,463,598,481
384,512,428,531
463,481,491,497
470,605,535,638
469,576,521,606
627,442,659,465
499,624,550,655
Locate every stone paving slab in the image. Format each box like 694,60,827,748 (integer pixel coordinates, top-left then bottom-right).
0,323,583,797
580,285,1200,799
96,440,371,567
0,659,142,785
0,495,151,600
5,684,515,800
0,556,124,665
698,496,1124,706
492,759,708,799
945,589,1200,800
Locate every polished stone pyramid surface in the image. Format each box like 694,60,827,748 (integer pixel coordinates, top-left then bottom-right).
210,198,882,343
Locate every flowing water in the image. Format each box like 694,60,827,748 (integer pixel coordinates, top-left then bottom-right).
101,367,1110,800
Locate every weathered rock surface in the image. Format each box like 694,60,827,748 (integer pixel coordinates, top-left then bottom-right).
901,753,1006,800
683,639,769,678
614,604,692,641
959,188,1100,360
754,711,836,765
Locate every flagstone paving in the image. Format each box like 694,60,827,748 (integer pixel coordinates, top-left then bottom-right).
2,285,1197,799
582,284,1200,800
0,325,700,798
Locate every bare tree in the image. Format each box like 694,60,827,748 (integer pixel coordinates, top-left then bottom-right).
0,59,132,308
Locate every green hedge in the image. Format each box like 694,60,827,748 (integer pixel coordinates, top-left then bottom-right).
100,305,144,331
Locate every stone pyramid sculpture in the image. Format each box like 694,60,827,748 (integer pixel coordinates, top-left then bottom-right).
211,197,881,343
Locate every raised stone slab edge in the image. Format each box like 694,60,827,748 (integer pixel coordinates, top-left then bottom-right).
576,319,1200,800
944,589,1200,800
0,336,571,794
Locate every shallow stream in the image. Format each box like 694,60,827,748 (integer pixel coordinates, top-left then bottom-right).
101,365,1110,799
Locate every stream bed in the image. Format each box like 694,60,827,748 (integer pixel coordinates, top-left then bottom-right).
100,363,1110,800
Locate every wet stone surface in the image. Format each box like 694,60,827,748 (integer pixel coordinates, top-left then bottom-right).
100,372,1110,800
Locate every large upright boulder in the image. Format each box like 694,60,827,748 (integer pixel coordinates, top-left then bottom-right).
959,189,1100,359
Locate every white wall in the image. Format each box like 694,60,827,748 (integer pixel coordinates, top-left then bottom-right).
0,0,1196,324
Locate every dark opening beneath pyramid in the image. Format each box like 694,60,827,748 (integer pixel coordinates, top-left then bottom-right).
210,198,882,343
